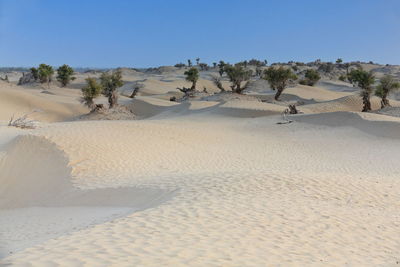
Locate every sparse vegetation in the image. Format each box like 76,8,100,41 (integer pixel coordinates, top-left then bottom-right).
375,75,400,108
174,63,186,68
81,77,103,109
263,66,297,100
339,75,347,82
8,110,39,129
30,67,38,81
224,64,252,94
177,67,199,98
218,61,226,77
100,70,124,108
56,64,75,87
199,63,209,71
299,69,320,86
211,75,225,92
318,62,334,73
348,69,375,112
38,64,54,88
184,67,199,90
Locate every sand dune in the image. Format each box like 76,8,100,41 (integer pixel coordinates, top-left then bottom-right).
2,67,400,266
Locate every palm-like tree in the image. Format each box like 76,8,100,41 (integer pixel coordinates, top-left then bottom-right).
375,75,400,108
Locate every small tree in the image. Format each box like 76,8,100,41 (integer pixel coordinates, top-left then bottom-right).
199,63,209,71
211,75,225,92
30,67,39,81
336,58,343,64
218,61,226,77
187,59,192,67
348,69,375,112
196,57,200,65
184,67,199,90
81,77,102,109
224,64,252,94
300,69,320,86
375,75,400,108
213,62,217,68
56,64,75,87
100,70,124,108
38,64,54,88
177,67,199,99
264,66,297,100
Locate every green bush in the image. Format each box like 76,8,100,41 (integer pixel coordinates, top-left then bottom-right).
56,64,75,87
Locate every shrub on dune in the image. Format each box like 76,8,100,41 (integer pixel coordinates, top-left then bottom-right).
263,66,297,100
176,67,199,99
375,75,400,108
348,69,375,112
56,64,75,87
224,64,252,94
100,70,124,108
299,69,320,86
81,77,102,110
38,64,54,88
184,67,199,90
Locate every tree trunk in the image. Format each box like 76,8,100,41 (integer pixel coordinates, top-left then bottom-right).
108,91,118,108
274,88,283,100
381,92,390,109
191,81,197,90
362,92,371,112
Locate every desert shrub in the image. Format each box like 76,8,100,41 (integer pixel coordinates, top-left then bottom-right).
184,67,199,90
248,59,266,67
100,70,124,108
56,64,75,87
211,75,225,92
318,62,334,73
375,75,400,108
348,69,375,112
174,63,186,68
224,64,252,94
81,77,102,109
303,69,320,86
30,67,38,81
338,75,347,81
336,58,343,64
199,63,209,71
263,66,297,100
218,61,226,77
38,64,54,86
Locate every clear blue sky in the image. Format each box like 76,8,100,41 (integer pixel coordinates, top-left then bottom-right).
1,0,399,68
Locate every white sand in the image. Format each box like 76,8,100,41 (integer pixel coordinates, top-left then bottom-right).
1,70,400,266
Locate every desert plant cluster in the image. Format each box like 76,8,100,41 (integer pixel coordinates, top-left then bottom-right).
9,58,400,115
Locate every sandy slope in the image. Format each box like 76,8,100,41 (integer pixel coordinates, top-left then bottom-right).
1,112,400,266
1,71,400,266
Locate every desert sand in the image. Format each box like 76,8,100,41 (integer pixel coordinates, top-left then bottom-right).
1,65,400,266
